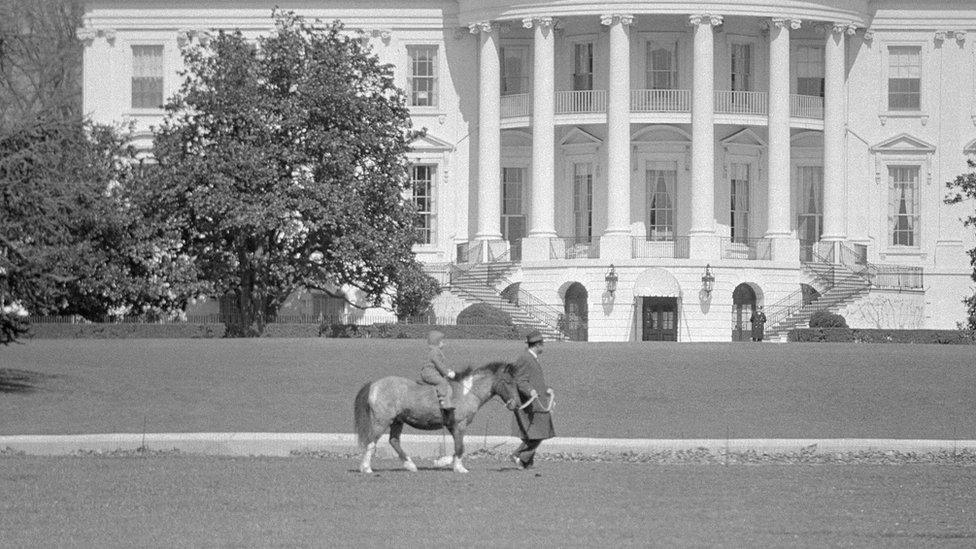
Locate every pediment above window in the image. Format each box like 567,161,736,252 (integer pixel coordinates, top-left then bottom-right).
560,127,603,147
720,128,766,148
964,137,976,156
409,133,454,152
869,133,936,154
790,131,823,149
631,125,690,144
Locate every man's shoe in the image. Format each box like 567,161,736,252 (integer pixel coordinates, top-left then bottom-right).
510,455,524,470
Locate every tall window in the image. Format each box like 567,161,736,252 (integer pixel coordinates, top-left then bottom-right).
730,43,752,91
646,162,676,241
407,45,438,107
730,163,750,242
573,43,594,91
131,45,164,109
500,46,529,95
646,42,677,89
410,165,435,244
501,167,525,244
888,46,921,111
795,45,825,97
889,165,920,246
573,162,593,242
796,165,824,244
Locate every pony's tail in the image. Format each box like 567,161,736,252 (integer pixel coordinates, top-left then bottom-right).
353,382,374,447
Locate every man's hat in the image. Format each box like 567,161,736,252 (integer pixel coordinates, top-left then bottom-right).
526,330,544,345
427,330,445,346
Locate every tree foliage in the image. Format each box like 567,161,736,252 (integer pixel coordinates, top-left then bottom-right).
148,10,430,336
945,159,976,330
0,116,204,344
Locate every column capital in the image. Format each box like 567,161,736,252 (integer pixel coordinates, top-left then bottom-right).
76,27,97,44
468,21,496,35
829,22,859,36
600,13,635,27
689,14,723,27
522,16,554,30
98,28,117,44
771,18,802,30
954,30,967,42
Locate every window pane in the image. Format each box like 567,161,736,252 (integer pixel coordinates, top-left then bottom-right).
408,46,438,107
888,165,919,247
573,43,593,91
131,45,164,109
573,163,593,240
411,165,435,244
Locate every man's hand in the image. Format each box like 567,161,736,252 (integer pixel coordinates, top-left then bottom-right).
447,370,456,380
546,388,554,396
505,399,518,411
529,389,538,398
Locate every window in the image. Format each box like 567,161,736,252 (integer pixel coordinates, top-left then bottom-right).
888,46,921,111
646,162,676,240
730,43,752,91
889,165,920,246
501,167,525,243
410,165,435,244
795,45,824,97
131,45,164,109
730,163,750,242
407,45,438,107
572,162,593,242
646,42,677,89
500,46,529,95
796,165,824,245
573,43,594,91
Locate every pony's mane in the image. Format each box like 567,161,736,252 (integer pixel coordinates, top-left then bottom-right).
456,361,510,380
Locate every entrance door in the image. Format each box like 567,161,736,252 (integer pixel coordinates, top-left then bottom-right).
641,297,678,341
732,283,757,341
563,283,588,342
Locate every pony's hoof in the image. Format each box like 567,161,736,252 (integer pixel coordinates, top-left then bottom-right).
359,466,373,474
432,455,453,468
403,459,418,472
453,463,469,473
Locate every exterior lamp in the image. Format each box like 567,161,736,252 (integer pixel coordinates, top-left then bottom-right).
605,264,619,295
701,264,715,295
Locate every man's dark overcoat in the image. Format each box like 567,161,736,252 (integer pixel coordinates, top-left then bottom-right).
510,349,555,440
750,310,767,341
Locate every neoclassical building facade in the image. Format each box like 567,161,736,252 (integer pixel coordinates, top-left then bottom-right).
81,1,976,341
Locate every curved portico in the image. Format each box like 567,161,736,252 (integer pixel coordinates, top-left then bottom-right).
466,2,868,264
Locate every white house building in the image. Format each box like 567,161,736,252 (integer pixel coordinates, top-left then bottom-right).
80,1,976,341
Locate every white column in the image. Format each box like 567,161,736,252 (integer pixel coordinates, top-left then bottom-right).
599,14,635,260
521,16,556,262
822,23,848,245
766,18,801,262
688,14,722,259
471,22,502,249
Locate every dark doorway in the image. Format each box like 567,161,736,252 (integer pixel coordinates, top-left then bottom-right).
732,283,757,341
563,283,588,341
641,297,678,341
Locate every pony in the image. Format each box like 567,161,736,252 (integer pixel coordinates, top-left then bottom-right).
353,361,516,473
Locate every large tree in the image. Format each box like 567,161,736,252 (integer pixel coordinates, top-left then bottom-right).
149,10,435,336
0,116,204,344
945,159,976,331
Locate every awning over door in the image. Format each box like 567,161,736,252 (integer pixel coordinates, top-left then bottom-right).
633,268,682,297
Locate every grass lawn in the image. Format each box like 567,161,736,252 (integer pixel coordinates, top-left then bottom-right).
1,455,975,546
1,338,975,439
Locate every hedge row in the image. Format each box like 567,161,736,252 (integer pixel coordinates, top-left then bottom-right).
319,323,532,340
789,328,976,345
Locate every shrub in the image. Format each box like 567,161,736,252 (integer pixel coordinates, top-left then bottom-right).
318,323,527,340
809,310,848,328
456,303,513,326
789,328,976,344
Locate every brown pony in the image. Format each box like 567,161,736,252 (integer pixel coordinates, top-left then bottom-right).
353,361,516,473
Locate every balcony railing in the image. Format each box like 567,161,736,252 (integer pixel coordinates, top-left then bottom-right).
631,236,690,259
555,90,607,114
790,94,824,119
631,89,691,113
500,93,531,118
721,237,772,260
715,90,768,116
550,236,599,259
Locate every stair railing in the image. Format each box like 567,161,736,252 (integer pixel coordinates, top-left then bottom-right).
836,242,923,290
765,246,839,329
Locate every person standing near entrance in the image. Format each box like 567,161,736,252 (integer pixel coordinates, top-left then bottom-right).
507,330,555,469
750,306,767,342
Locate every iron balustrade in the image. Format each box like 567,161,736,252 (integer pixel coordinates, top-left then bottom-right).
631,89,691,113
500,93,531,118
549,236,600,259
721,237,773,260
631,236,691,259
790,94,824,119
555,90,607,114
715,90,768,116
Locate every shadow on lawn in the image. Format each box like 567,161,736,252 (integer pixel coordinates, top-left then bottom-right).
0,369,56,393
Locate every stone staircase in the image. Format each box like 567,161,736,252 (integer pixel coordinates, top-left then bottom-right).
764,261,872,341
446,262,569,341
